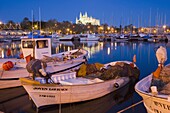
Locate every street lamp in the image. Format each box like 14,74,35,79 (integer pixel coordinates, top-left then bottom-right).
163,25,166,33
0,21,3,29
34,25,38,30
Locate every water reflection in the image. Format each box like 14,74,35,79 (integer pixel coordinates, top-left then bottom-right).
0,41,21,58
0,41,170,113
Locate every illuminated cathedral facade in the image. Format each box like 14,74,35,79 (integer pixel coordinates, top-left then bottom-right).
76,12,100,25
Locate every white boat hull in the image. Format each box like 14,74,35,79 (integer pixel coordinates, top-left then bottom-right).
0,68,30,89
21,61,137,108
80,37,99,41
135,74,170,113
22,77,129,108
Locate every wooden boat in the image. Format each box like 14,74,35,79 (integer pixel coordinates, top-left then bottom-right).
0,67,30,89
135,73,170,113
135,46,169,113
21,37,88,74
0,77,137,113
20,61,139,109
0,37,88,89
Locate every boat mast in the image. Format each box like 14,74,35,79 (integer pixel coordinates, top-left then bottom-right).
32,10,34,40
149,8,152,34
39,7,41,32
32,10,35,59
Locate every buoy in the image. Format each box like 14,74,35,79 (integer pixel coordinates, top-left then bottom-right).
153,66,161,78
2,61,14,71
133,54,136,63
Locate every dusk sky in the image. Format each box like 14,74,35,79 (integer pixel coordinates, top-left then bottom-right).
0,0,170,27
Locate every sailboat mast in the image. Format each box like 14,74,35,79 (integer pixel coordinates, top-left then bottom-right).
39,7,41,32
32,10,34,39
32,10,35,59
149,8,152,33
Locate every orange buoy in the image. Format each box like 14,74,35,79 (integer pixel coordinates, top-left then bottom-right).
153,66,162,78
2,61,14,71
7,61,14,68
133,54,136,63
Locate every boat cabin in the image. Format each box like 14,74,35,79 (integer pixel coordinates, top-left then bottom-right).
21,38,52,60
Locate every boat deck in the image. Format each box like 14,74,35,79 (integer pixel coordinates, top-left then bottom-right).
0,67,29,79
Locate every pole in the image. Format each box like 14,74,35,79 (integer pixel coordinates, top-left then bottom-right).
39,7,41,32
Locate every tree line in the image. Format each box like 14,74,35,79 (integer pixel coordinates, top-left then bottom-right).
0,17,138,34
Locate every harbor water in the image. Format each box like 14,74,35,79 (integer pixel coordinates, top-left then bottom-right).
0,40,170,113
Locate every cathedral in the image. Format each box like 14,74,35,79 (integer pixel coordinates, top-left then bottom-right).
76,12,100,25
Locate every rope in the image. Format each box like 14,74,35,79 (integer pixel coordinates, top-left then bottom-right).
117,94,155,113
0,70,4,78
117,100,143,113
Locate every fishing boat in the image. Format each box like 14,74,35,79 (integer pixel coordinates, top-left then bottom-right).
135,46,170,113
0,37,88,89
0,67,30,89
21,37,87,74
0,37,88,72
57,35,80,41
78,34,100,41
20,60,140,109
115,34,129,42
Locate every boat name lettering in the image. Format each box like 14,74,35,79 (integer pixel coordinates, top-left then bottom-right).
48,88,57,91
56,88,68,91
39,94,55,98
154,101,170,110
153,109,162,113
33,87,48,90
33,87,67,91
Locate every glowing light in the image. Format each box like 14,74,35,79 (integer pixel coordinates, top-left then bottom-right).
153,30,157,33
2,50,4,58
114,42,117,50
67,28,70,32
115,30,117,33
34,25,38,29
133,43,136,50
107,47,110,55
67,46,70,51
163,25,166,29
100,26,103,30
